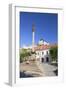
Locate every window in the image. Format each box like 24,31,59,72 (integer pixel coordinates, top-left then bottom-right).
42,52,44,55
46,51,48,55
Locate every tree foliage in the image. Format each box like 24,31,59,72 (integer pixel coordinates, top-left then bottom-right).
20,49,31,63
49,46,58,62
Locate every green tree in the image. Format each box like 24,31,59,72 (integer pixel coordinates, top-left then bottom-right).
50,46,58,62
20,49,31,63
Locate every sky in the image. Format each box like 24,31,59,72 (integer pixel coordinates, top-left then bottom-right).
20,12,58,48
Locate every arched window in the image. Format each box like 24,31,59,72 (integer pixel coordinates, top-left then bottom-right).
46,51,48,55
42,52,44,55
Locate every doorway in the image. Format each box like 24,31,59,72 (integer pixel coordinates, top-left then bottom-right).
46,57,49,62
41,58,44,63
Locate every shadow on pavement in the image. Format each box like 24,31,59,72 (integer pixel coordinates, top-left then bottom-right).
53,69,58,76
20,71,34,78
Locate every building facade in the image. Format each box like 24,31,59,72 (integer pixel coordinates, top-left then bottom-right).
34,39,51,63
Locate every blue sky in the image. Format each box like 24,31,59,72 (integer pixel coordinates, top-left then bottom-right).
20,12,58,48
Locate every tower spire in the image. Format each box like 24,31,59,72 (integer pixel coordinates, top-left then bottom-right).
32,23,35,32
32,23,35,52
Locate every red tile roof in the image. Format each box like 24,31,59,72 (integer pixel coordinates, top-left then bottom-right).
34,44,50,51
34,44,57,51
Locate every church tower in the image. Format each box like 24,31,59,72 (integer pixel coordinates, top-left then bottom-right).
32,24,35,52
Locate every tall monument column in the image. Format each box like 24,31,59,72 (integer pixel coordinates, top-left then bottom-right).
32,24,35,52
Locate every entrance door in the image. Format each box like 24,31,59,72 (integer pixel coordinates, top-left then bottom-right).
41,58,44,63
46,57,49,62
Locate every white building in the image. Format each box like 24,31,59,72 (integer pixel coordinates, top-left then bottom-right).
38,39,49,45
34,39,51,63
22,45,32,49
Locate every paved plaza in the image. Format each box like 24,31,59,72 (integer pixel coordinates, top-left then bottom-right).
41,63,58,76
20,60,58,78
